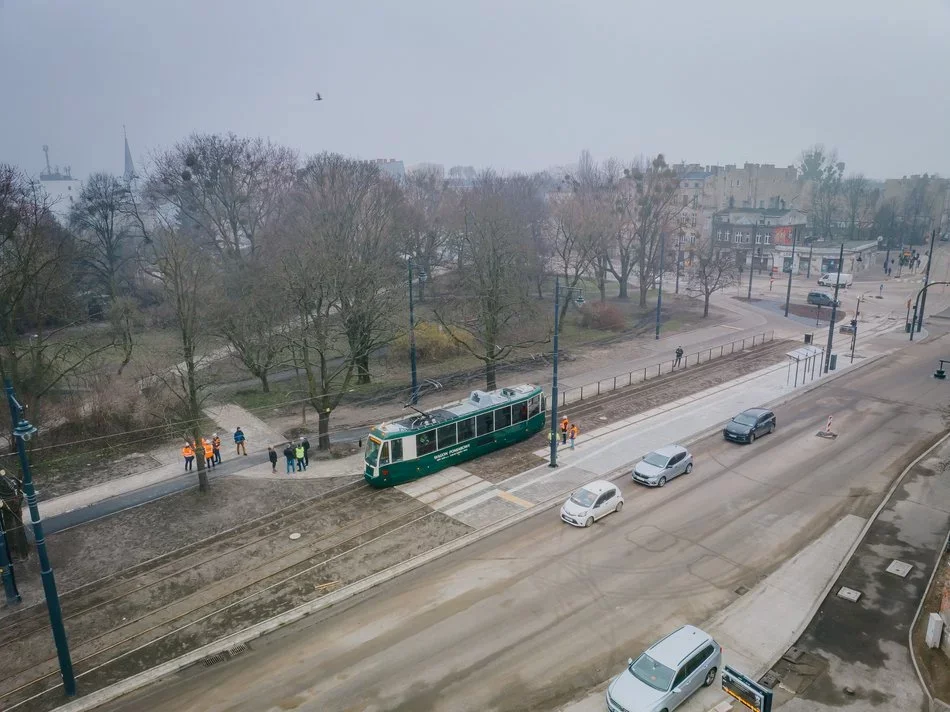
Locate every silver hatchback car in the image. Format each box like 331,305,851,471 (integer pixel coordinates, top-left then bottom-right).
606,625,721,712
632,445,693,487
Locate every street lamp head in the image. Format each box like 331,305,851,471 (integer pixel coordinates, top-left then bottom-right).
13,419,37,442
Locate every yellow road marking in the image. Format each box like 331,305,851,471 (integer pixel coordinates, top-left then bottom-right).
496,490,534,509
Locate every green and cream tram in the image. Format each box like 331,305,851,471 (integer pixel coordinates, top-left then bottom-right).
364,384,546,487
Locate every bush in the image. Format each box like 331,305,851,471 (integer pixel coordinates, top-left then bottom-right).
578,302,625,331
391,322,475,363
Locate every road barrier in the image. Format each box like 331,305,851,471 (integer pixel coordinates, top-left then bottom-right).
552,330,775,408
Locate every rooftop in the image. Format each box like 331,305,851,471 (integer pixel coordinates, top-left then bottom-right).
376,384,538,435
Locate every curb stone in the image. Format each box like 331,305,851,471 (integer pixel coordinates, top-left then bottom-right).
47,345,893,712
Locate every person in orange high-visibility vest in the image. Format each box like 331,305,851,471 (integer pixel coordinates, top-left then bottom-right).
569,423,579,450
182,442,195,472
560,416,569,445
201,438,216,468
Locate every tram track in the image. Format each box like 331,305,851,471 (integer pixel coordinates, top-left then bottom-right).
2,500,457,711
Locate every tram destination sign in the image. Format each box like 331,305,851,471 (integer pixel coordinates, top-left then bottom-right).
722,665,773,712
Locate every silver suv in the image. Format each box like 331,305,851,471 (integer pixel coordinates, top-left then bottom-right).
606,625,721,712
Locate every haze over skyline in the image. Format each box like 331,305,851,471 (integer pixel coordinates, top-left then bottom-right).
2,0,950,181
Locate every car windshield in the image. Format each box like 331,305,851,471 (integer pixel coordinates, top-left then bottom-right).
630,653,675,692
365,438,380,465
732,413,759,426
570,489,597,507
642,452,671,468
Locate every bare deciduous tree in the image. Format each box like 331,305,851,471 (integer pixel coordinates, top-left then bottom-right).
687,240,738,317
842,174,869,240
435,172,545,390
147,133,297,258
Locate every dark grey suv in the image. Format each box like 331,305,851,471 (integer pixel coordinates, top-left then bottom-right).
723,408,776,444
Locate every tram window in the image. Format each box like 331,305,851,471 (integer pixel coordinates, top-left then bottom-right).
391,439,403,462
437,424,457,449
512,402,528,424
458,417,475,442
417,431,436,456
380,442,390,465
528,396,540,417
476,412,494,435
495,406,512,429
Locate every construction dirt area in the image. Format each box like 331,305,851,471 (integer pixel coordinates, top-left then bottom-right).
0,338,795,712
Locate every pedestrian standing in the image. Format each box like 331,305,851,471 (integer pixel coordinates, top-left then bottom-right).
283,442,295,474
212,433,222,464
569,423,579,450
182,441,195,472
294,442,307,472
301,436,311,466
560,416,569,445
674,346,684,368
202,438,216,469
234,427,247,456
267,446,278,474
879,283,884,297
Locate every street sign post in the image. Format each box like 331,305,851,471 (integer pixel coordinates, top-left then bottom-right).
722,665,773,712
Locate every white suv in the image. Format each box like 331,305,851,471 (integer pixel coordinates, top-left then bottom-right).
606,625,721,712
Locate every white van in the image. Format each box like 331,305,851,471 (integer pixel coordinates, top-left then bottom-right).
817,272,852,288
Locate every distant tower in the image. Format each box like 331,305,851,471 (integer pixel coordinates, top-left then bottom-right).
123,126,136,181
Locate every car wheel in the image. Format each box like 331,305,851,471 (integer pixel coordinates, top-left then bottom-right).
703,667,717,687
658,476,667,487
685,462,693,474
769,422,776,434
584,516,593,528
615,500,623,513
748,432,755,443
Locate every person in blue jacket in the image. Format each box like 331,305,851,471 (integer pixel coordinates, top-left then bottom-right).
234,427,247,456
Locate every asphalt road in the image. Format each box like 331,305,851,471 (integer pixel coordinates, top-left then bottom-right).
97,334,950,712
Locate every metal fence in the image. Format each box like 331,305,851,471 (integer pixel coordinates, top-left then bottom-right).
552,330,775,408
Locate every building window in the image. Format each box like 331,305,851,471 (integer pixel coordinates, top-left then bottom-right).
755,234,761,244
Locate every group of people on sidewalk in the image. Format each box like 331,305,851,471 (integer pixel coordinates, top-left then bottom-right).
181,428,247,471
268,438,310,474
554,416,580,450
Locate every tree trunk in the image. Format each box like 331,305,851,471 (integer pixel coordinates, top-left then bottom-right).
618,280,628,300
356,353,371,385
191,426,210,492
703,294,711,317
639,283,649,308
260,370,270,393
318,409,331,450
0,483,28,560
485,358,497,391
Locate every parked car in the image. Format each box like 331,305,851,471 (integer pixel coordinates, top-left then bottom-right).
560,480,623,527
807,291,840,308
606,625,721,712
632,445,693,487
723,408,776,444
817,272,853,288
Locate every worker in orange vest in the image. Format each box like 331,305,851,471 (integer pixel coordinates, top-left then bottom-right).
182,442,195,472
569,423,579,450
560,416,569,445
201,438,216,468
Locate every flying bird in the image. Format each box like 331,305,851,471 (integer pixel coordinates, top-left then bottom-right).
314,93,323,101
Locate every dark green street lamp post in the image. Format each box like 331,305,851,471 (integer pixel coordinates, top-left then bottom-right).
4,379,76,696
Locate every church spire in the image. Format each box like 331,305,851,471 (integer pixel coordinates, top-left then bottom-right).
123,126,136,181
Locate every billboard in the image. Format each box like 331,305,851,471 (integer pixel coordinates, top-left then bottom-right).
722,666,773,712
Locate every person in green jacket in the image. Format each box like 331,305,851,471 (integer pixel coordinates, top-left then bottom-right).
294,442,307,471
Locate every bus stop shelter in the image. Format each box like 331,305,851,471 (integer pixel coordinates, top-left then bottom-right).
786,344,824,387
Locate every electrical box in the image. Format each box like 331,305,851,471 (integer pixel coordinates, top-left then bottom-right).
926,612,943,649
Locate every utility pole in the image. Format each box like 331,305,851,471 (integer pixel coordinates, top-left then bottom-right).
784,225,799,317
549,277,561,468
916,229,937,333
824,243,845,373
655,234,665,340
0,480,20,605
746,241,754,300
407,261,419,405
675,240,682,295
4,379,76,696
806,238,814,279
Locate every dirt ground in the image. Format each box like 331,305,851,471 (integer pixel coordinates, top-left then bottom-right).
911,550,950,703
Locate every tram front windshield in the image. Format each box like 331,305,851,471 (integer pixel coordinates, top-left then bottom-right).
365,438,381,465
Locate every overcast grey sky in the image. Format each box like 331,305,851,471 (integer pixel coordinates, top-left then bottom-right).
2,0,949,181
